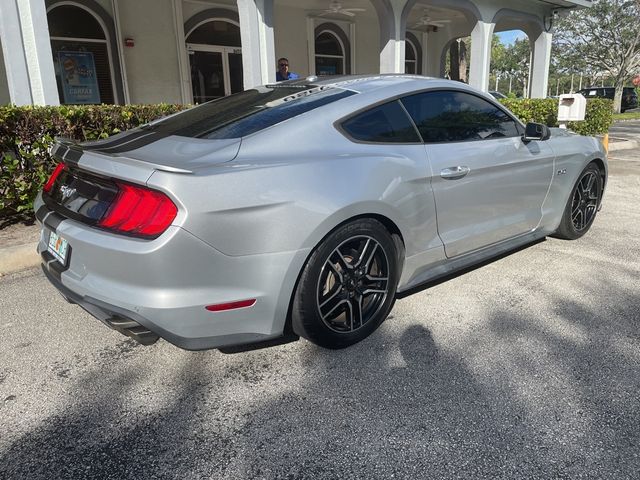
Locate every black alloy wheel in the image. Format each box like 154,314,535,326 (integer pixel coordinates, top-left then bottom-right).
554,162,603,240
317,236,389,333
571,170,599,232
292,218,400,349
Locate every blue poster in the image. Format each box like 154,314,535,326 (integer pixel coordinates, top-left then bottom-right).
58,51,101,104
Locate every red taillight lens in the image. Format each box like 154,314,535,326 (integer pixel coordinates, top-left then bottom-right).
98,182,177,238
43,163,65,193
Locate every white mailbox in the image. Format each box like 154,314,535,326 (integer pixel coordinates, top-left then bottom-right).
558,93,586,123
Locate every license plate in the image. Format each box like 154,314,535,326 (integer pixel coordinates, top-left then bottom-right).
48,231,69,265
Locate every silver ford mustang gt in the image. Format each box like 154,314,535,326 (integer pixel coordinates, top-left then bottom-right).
36,75,607,350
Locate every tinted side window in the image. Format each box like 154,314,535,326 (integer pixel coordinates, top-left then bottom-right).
341,100,421,143
400,91,520,143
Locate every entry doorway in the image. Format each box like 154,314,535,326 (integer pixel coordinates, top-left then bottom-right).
187,44,243,103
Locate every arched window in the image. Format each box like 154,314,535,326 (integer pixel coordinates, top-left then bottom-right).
47,4,114,104
184,14,243,103
315,31,345,76
404,32,423,75
186,20,241,46
405,39,417,74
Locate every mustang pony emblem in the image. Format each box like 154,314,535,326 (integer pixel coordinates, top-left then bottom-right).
60,185,76,201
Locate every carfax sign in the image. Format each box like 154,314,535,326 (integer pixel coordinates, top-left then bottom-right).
58,51,101,104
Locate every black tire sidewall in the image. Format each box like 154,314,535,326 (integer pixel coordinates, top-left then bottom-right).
292,219,399,349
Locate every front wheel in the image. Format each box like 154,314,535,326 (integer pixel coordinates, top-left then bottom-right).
553,162,603,240
292,219,400,349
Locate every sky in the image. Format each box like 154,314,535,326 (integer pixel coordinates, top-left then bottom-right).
497,30,527,45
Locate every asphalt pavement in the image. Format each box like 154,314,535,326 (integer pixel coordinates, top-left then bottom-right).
608,119,640,144
1,151,639,480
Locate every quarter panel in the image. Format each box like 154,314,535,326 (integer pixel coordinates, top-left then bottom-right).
539,132,607,233
148,134,443,260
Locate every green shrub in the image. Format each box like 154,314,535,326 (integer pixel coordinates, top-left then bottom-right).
499,97,613,136
567,98,614,136
0,104,187,220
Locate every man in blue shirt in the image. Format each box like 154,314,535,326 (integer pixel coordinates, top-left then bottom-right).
276,57,299,81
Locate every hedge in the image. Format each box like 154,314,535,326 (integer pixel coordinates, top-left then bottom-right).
0,104,186,220
500,97,613,136
0,98,615,221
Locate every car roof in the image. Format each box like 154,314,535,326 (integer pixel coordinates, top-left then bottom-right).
277,74,476,95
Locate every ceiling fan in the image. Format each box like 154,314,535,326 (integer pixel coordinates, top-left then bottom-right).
412,10,451,29
311,1,366,17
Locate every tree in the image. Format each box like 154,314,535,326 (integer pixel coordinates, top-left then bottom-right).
448,38,469,82
553,0,640,113
491,36,531,97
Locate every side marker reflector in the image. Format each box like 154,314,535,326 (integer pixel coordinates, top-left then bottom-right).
205,299,256,312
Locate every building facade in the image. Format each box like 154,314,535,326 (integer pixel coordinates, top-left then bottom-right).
0,0,592,106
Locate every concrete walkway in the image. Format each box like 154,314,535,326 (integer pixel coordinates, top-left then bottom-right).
1,129,638,276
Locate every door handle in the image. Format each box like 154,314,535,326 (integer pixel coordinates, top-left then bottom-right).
440,166,470,180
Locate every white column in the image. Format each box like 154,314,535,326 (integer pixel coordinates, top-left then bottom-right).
306,17,315,76
380,40,405,73
237,0,275,89
0,0,59,105
171,0,190,104
421,32,428,76
529,31,552,99
111,0,131,104
379,1,404,73
469,20,494,92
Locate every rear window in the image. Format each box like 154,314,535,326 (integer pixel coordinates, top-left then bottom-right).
141,85,357,139
341,101,421,143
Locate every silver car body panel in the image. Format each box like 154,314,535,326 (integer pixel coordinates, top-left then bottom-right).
36,75,608,349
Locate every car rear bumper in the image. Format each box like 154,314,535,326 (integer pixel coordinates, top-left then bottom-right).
36,197,310,350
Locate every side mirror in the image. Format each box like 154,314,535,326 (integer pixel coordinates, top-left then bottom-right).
523,122,551,142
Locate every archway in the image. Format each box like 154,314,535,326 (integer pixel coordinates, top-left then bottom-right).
184,9,243,102
404,1,477,78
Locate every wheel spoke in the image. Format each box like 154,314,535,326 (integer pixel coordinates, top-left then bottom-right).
333,249,353,272
360,274,388,296
320,294,348,320
572,207,585,230
583,173,595,193
347,296,363,331
325,262,343,283
354,238,378,269
319,278,343,309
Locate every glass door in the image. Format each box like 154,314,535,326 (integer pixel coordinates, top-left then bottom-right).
228,51,243,94
187,44,243,103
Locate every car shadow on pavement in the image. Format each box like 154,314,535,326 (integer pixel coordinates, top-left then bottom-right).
1,284,638,479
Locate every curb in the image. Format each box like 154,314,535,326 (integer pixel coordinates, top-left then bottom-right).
608,139,639,152
0,242,40,276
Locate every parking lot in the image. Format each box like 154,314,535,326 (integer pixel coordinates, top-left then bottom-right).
1,151,639,479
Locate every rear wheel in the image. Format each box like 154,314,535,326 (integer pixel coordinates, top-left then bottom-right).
554,162,603,240
292,219,399,349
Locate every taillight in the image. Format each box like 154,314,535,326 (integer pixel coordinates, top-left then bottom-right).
43,163,65,193
98,182,177,238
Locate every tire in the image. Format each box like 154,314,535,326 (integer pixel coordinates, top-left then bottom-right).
292,218,400,349
553,162,603,240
